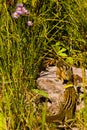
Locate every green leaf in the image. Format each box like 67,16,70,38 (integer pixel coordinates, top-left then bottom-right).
58,53,67,57
58,48,66,53
52,42,67,57
66,57,73,64
32,89,48,98
58,48,67,57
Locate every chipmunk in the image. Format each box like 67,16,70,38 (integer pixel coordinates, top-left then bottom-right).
73,74,82,86
56,59,82,86
56,59,74,84
46,59,77,126
46,86,76,124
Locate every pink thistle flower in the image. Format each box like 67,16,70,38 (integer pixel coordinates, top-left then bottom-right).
22,7,28,14
12,12,20,19
12,3,30,19
16,7,23,15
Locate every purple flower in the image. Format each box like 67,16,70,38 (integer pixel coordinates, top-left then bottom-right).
22,7,28,14
16,7,23,15
16,4,28,15
27,21,33,26
12,12,20,19
12,3,30,20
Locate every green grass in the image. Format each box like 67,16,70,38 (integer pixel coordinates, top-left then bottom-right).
0,0,87,129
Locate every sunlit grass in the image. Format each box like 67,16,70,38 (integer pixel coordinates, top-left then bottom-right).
0,0,87,129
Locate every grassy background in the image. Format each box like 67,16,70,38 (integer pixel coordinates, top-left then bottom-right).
0,0,87,129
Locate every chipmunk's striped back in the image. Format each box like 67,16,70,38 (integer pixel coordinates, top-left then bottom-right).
46,59,76,124
64,86,76,120
46,86,76,123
